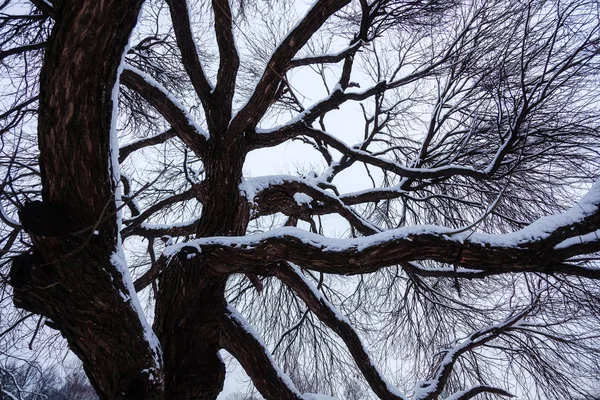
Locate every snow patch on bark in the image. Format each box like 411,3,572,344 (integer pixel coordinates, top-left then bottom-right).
109,46,163,369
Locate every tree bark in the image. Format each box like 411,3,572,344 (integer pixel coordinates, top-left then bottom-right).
12,0,163,398
154,137,250,399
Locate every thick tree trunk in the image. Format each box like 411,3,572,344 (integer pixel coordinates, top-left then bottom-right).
154,138,250,399
154,273,227,400
12,0,163,398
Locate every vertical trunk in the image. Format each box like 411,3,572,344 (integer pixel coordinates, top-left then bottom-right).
155,137,250,399
12,0,164,398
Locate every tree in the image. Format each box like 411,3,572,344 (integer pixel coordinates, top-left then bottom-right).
0,361,98,400
2,0,600,398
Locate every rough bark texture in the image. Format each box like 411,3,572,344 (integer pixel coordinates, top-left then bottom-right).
153,137,250,399
8,0,600,398
12,0,163,398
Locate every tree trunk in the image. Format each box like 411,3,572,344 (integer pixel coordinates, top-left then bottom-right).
12,0,163,398
154,138,250,399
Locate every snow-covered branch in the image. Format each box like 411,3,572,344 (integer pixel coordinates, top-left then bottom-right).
164,180,600,278
219,304,305,400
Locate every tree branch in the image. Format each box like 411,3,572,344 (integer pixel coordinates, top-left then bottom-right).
165,181,600,277
119,128,177,163
219,304,304,400
121,66,208,158
275,263,407,400
211,0,239,128
229,0,350,134
165,0,213,101
444,385,514,400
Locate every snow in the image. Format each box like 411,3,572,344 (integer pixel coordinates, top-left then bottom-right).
108,45,163,370
443,388,476,400
239,175,291,204
470,179,600,247
169,174,600,256
140,215,202,230
0,200,19,226
254,86,343,134
109,251,163,369
239,175,379,232
293,193,313,207
303,394,338,400
554,229,600,249
290,41,362,64
164,224,451,258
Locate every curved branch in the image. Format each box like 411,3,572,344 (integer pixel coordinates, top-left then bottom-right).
219,304,304,400
119,129,177,163
275,263,407,400
121,66,208,158
246,176,379,235
165,182,600,277
121,185,200,237
444,386,514,400
124,216,201,239
415,307,530,400
288,41,362,69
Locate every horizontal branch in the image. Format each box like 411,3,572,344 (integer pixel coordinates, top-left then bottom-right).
163,181,600,277
124,216,201,239
0,96,39,121
0,42,46,61
119,128,177,163
288,41,362,69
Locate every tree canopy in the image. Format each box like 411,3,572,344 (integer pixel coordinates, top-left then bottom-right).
2,0,600,399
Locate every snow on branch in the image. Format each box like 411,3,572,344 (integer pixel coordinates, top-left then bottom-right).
162,180,600,278
121,186,200,238
241,175,380,235
443,386,514,400
412,305,533,400
219,304,305,400
127,215,202,239
289,41,363,69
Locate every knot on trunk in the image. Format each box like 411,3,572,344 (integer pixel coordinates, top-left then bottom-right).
10,252,61,313
18,200,72,236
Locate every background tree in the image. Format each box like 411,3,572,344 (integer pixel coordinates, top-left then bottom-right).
2,0,600,399
1,361,97,400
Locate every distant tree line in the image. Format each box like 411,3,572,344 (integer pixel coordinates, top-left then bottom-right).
0,362,97,400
